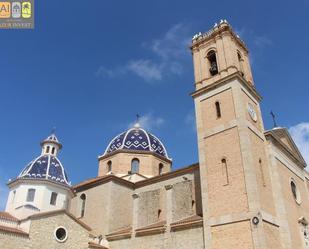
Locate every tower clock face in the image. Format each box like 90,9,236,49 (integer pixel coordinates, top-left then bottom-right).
248,103,257,122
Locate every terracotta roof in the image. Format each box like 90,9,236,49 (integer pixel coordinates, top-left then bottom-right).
23,209,92,231
0,225,28,237
0,212,19,222
73,175,134,192
88,242,108,249
170,215,203,231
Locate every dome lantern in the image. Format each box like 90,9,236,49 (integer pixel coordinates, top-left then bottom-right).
40,130,62,157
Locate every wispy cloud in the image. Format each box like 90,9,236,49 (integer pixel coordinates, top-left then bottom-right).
96,23,191,83
144,23,191,60
185,109,196,132
253,35,272,48
128,113,165,131
126,60,163,81
289,122,309,165
234,28,272,48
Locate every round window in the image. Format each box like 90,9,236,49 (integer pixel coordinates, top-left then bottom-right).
54,227,68,242
290,179,301,204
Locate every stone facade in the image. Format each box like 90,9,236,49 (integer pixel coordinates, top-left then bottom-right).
1,20,309,249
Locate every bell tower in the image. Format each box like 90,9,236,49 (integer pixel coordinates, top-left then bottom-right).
192,21,280,249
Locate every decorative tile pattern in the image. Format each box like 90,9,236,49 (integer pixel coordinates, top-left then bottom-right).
105,127,169,159
18,155,69,185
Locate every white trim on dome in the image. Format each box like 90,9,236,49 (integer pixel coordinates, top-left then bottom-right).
18,154,70,186
103,131,126,155
103,126,170,160
57,157,70,185
18,155,42,178
45,154,52,180
139,127,152,152
149,133,170,160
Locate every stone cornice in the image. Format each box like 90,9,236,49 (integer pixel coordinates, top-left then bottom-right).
7,178,74,196
135,221,166,237
191,22,248,53
264,129,307,168
98,149,172,164
74,163,199,192
191,72,262,102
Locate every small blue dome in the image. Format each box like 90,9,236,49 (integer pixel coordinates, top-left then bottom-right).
18,155,70,186
104,124,170,159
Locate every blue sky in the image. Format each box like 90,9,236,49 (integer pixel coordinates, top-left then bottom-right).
1,0,309,208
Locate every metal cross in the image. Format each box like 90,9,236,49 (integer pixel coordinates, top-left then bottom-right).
270,111,277,128
51,126,56,134
136,114,140,123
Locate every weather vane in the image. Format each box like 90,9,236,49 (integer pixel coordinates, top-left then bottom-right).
270,111,277,128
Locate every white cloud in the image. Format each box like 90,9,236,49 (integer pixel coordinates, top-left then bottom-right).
128,113,165,131
289,122,309,165
126,60,163,82
96,23,191,82
145,23,191,60
253,35,272,48
234,27,272,48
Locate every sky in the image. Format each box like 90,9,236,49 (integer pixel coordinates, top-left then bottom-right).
0,0,309,209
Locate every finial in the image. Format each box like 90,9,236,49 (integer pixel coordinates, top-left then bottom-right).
270,111,278,128
51,126,56,135
134,114,141,128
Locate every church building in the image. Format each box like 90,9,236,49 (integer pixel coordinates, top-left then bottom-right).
1,20,309,249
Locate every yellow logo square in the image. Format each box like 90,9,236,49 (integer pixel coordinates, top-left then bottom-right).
0,2,11,18
22,2,31,18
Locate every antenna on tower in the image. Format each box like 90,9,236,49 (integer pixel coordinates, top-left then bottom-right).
270,111,277,128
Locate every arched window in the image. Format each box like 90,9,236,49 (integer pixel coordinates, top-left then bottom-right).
207,50,218,76
290,180,299,203
26,188,36,202
80,194,86,218
215,101,221,118
46,146,50,154
237,51,244,76
51,147,55,155
107,161,112,172
131,158,139,174
159,163,164,175
221,158,229,185
11,190,16,203
50,192,58,205
157,209,162,219
259,159,266,187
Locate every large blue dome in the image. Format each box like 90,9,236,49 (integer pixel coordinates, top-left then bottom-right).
104,124,170,159
18,155,70,186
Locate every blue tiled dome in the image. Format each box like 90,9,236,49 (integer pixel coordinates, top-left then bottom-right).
104,124,170,159
18,155,70,186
